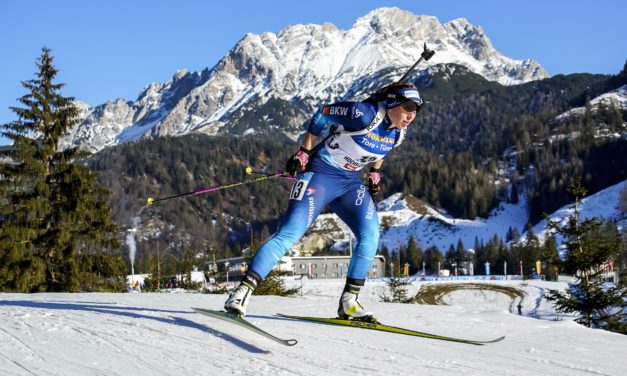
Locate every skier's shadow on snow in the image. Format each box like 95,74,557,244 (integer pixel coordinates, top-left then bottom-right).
0,300,270,354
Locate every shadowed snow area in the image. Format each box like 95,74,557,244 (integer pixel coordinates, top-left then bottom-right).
1,278,626,375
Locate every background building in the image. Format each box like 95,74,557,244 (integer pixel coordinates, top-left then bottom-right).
208,255,386,280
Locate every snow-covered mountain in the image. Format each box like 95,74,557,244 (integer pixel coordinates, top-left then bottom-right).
524,180,627,247
62,7,548,153
299,180,626,254
552,84,627,123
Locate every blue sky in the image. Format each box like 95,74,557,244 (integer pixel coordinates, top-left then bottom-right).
1,0,626,145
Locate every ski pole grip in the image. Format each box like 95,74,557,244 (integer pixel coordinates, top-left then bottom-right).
397,43,435,84
422,48,435,60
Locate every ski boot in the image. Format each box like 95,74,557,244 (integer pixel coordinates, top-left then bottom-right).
224,272,260,317
337,279,378,323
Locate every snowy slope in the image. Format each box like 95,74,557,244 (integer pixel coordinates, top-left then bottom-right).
302,180,625,254
525,179,627,246
553,84,627,123
1,279,626,376
377,191,529,251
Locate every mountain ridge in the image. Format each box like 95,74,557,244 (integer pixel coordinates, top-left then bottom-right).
63,7,548,153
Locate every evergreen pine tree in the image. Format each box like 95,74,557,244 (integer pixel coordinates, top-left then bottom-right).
406,236,423,275
379,277,414,303
541,234,560,281
521,224,541,277
455,238,465,263
423,246,444,275
445,245,456,269
0,48,120,292
379,245,392,277
544,179,626,332
506,226,521,242
253,267,299,297
243,244,298,297
581,101,595,147
510,181,519,204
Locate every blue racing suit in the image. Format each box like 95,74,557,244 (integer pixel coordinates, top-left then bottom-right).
248,100,406,281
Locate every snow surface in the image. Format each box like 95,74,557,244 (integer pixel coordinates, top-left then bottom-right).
1,279,626,376
420,179,626,250
310,179,625,255
377,189,529,251
552,84,627,123
524,180,626,246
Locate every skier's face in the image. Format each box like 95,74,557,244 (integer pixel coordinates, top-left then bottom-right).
387,102,417,129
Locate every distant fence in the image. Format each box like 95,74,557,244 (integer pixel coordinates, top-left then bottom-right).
368,275,512,283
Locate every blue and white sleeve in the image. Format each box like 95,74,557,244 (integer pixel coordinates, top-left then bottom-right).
306,102,375,136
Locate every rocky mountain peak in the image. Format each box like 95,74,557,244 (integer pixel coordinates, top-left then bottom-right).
63,7,550,153
444,18,493,60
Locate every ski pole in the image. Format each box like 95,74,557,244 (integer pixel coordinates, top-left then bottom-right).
364,43,435,104
396,42,435,84
146,168,292,206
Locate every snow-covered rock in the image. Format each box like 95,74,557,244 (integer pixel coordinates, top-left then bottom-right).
62,7,548,153
301,180,625,254
552,84,627,123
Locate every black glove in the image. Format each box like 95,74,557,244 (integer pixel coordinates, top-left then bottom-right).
367,167,382,201
285,146,312,177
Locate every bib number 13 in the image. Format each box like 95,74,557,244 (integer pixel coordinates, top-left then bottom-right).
289,173,312,201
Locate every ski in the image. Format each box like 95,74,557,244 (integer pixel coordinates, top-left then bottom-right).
276,313,504,346
193,308,298,346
